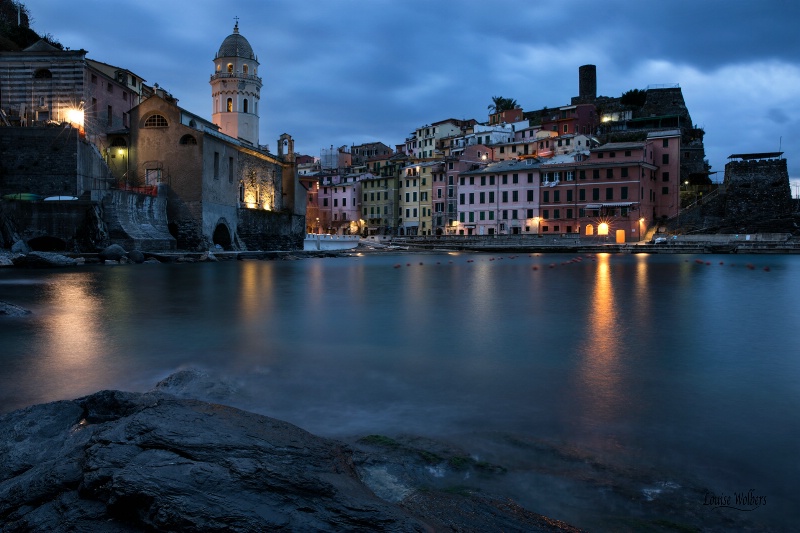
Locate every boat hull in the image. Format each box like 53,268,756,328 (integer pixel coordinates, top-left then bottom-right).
303,234,359,251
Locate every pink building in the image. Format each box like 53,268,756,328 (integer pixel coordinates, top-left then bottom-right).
456,158,540,236
317,174,364,235
537,130,681,241
540,103,597,136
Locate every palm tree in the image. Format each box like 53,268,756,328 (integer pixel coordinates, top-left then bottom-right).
488,96,519,114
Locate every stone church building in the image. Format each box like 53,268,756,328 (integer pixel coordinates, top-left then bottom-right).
1,23,304,252
121,22,303,251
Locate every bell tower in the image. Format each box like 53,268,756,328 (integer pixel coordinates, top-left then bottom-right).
210,19,262,146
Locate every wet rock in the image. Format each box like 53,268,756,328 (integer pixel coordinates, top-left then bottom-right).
0,301,31,316
10,240,30,254
127,250,145,264
153,368,239,402
11,251,77,268
0,390,426,532
99,244,127,261
0,386,581,532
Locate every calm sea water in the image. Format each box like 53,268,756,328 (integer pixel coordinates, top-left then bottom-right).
1,252,798,530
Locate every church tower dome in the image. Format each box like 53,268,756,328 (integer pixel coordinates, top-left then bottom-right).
210,20,262,146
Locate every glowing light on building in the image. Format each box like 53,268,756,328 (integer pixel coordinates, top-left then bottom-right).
66,107,84,127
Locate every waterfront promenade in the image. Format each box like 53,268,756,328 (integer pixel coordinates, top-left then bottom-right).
388,232,800,254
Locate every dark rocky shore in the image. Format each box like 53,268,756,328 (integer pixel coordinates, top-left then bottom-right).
0,378,581,532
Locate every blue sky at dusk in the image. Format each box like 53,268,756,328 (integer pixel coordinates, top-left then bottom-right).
27,0,800,195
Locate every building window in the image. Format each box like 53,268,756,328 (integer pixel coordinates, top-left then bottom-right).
663,139,669,148
144,114,168,128
179,134,197,145
607,169,614,179
662,154,669,164
227,63,233,73
579,189,585,201
243,99,249,113
621,187,629,199
621,167,628,178
662,186,669,194
662,172,670,182
606,188,613,200
107,105,113,126
592,188,600,201
34,68,52,79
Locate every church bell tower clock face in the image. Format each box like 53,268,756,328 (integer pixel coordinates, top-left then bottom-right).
210,18,262,147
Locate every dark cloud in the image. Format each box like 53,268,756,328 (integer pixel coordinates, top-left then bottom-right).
25,0,800,183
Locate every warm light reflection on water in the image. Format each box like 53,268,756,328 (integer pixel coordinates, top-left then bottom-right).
575,254,623,431
31,272,107,397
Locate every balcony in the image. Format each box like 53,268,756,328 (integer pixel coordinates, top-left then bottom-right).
210,72,263,84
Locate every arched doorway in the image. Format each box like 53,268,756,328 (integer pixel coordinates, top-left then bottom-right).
27,236,67,251
212,223,232,250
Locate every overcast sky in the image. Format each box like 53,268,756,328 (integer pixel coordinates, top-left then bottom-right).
27,0,800,195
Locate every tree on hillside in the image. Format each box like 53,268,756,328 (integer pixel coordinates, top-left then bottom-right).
620,88,647,107
0,0,61,50
487,96,519,114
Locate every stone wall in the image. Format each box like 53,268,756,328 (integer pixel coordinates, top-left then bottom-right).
0,126,79,197
723,159,792,222
236,209,304,251
101,188,176,252
0,126,111,200
0,199,94,251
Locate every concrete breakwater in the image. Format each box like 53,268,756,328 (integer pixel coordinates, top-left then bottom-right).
391,233,800,254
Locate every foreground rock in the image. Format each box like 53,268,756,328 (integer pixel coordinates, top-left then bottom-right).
0,301,31,316
0,389,580,532
10,251,77,268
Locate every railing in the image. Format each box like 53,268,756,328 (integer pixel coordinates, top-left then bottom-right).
209,72,262,83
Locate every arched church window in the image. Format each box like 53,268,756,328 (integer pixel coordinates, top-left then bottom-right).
216,64,221,72
243,64,248,74
33,68,52,79
144,114,168,128
227,63,233,73
226,98,232,112
243,99,248,113
179,134,197,145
